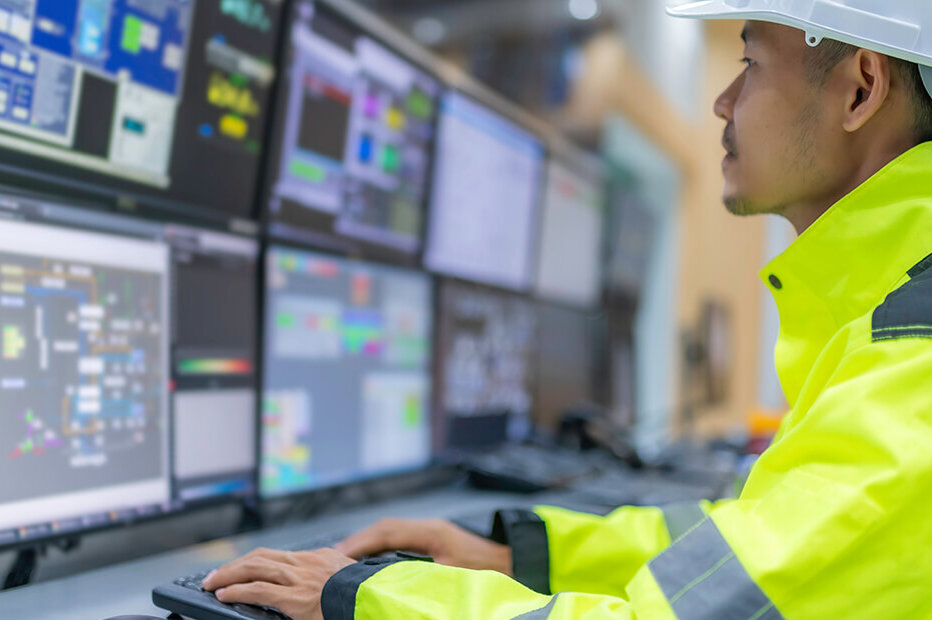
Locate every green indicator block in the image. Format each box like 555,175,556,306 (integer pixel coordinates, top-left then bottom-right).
3,325,25,359
406,90,433,119
403,397,422,428
344,331,364,354
278,254,299,272
381,145,400,173
276,313,295,328
389,200,419,236
122,15,143,54
289,160,325,183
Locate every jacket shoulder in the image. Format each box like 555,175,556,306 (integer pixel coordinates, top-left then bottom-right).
872,252,932,342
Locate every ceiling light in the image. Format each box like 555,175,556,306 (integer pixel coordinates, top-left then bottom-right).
413,17,447,46
568,0,600,21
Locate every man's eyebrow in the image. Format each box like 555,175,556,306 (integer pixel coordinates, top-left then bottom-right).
741,25,753,43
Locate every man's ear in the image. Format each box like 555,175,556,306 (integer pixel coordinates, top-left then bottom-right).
840,49,891,133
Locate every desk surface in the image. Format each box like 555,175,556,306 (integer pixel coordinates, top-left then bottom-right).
0,488,552,620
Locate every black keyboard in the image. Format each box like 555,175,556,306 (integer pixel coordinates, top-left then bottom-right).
563,469,723,508
174,568,213,591
463,445,601,493
153,532,346,620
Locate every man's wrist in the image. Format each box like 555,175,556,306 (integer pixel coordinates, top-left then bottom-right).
493,543,514,577
321,557,408,620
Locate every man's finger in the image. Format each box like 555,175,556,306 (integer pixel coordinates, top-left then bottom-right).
242,547,294,563
334,527,388,558
214,581,291,611
204,556,292,590
336,520,430,558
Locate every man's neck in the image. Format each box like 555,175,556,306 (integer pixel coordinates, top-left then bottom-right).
783,141,917,236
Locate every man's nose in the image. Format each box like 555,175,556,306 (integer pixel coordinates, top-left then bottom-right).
714,73,743,122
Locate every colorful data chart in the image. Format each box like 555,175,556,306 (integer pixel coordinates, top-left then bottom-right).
9,410,64,458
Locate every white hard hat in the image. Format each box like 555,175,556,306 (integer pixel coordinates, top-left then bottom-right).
666,0,932,98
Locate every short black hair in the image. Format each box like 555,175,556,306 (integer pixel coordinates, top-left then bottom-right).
806,38,932,144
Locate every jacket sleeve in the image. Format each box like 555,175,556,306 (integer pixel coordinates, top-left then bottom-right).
489,501,718,597
321,335,932,619
322,558,674,620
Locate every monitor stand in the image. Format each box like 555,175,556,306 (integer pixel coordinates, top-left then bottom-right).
237,499,264,534
2,536,81,590
3,548,37,590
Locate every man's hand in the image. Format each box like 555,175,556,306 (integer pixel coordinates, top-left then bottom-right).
335,518,513,576
202,547,355,620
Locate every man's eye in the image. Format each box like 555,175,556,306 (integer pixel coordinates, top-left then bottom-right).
740,57,755,68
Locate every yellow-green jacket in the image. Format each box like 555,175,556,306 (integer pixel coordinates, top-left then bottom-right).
321,143,932,619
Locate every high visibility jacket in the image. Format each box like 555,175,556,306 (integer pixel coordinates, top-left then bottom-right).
321,142,932,619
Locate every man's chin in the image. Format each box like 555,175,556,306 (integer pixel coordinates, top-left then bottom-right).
723,194,757,216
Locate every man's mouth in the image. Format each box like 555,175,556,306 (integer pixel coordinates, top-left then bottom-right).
722,125,737,158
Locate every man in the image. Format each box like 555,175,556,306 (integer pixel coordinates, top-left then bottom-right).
204,2,932,618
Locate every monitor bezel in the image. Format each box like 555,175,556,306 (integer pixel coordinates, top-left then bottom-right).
530,144,610,309
258,0,446,268
430,276,542,461
0,2,286,228
0,185,263,554
422,87,549,293
258,241,438,501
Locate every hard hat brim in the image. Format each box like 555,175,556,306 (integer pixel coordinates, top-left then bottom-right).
665,2,813,30
664,2,830,42
666,1,739,20
665,1,932,71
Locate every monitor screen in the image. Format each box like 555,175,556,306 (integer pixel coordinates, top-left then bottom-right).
534,303,596,431
0,197,171,547
609,193,657,297
534,159,606,307
0,0,283,221
261,246,433,498
265,0,441,254
424,92,544,291
168,225,259,505
0,189,260,549
434,280,538,452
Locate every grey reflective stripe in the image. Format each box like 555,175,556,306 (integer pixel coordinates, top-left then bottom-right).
512,594,560,619
649,518,785,620
662,502,706,541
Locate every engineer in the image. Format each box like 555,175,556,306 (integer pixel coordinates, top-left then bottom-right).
203,3,932,618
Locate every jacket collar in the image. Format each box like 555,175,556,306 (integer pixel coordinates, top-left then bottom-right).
762,142,932,406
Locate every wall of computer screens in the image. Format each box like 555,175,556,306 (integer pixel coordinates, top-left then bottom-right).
0,0,645,552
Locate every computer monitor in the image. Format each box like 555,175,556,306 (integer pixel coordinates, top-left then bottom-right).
534,157,606,307
264,0,441,254
424,92,545,291
0,1,283,221
168,225,260,506
0,189,261,549
0,194,171,549
609,192,657,298
261,246,434,498
434,280,538,453
534,303,597,431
